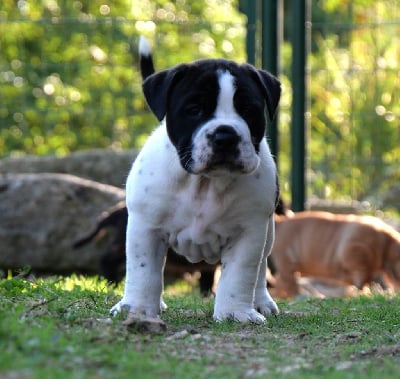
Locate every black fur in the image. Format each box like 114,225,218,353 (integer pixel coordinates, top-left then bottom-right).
139,54,155,81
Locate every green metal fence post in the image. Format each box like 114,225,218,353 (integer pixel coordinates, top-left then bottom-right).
262,0,282,166
290,0,309,211
239,0,258,65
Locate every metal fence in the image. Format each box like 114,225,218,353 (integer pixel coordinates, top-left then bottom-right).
306,1,400,214
0,1,399,215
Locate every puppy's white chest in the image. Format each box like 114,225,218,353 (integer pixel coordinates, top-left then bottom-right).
168,226,227,264
165,180,237,264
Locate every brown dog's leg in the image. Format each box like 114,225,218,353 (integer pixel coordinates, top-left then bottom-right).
339,244,374,289
275,270,300,298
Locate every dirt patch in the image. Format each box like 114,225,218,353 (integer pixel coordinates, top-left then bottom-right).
358,344,400,358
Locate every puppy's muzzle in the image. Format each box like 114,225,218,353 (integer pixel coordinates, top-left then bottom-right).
209,126,240,152
204,126,243,171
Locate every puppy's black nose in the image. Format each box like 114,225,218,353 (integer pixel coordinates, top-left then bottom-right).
210,126,240,150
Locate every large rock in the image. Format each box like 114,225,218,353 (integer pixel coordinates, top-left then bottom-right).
0,149,137,188
0,173,125,275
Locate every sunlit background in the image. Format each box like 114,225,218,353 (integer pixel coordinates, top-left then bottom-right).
0,0,399,216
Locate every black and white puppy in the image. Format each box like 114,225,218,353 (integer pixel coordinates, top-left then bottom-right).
111,36,281,323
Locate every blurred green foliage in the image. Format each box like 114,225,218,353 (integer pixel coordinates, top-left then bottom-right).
0,0,246,156
0,0,399,210
307,0,400,208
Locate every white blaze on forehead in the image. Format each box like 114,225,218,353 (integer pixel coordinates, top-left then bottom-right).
215,70,236,117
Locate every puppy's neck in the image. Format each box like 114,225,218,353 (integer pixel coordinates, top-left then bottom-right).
185,174,237,201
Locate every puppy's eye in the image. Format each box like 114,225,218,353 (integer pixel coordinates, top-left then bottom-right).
242,105,257,118
184,104,203,117
240,102,262,120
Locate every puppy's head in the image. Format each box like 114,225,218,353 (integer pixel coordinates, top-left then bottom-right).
142,59,280,176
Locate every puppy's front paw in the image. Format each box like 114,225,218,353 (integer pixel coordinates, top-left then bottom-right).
256,299,280,316
110,301,131,317
160,298,168,312
255,288,280,316
110,299,166,318
213,308,266,324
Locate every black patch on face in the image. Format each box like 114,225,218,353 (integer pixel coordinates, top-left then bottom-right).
232,76,267,153
165,67,219,171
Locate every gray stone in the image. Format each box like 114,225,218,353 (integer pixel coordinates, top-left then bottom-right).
0,149,137,188
0,173,125,274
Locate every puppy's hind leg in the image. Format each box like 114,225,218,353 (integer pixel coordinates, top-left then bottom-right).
254,215,279,316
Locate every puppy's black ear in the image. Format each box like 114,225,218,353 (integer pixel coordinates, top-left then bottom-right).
246,65,281,121
142,65,188,121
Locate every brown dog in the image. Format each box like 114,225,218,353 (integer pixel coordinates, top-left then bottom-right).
271,211,400,297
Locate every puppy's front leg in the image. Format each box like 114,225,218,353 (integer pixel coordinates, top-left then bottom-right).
213,228,270,323
110,219,167,318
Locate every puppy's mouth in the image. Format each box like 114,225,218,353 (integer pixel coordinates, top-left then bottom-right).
179,126,260,176
188,153,259,176
207,152,244,171
183,158,245,175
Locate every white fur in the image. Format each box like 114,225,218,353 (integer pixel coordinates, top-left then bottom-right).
110,73,279,323
139,36,151,57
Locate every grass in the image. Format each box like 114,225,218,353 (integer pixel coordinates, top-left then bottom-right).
1,273,400,379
